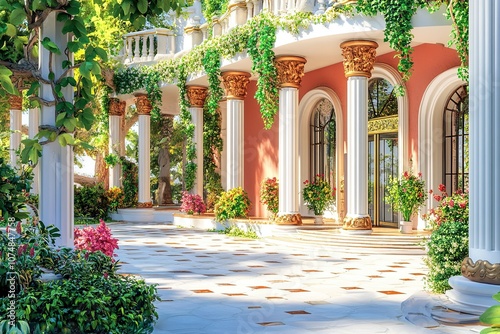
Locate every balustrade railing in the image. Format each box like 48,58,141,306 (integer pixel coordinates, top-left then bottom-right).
121,28,175,64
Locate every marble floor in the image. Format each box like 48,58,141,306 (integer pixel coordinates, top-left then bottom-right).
109,222,484,334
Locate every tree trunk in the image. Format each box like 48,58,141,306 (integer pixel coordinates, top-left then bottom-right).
95,151,109,189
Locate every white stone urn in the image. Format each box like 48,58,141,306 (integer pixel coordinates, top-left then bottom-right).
400,221,413,234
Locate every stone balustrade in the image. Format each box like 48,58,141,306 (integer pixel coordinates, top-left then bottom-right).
121,28,175,64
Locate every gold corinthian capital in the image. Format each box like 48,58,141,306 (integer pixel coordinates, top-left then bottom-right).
135,94,152,115
8,95,22,110
275,55,307,89
186,86,208,108
221,71,250,100
340,40,378,78
109,98,126,116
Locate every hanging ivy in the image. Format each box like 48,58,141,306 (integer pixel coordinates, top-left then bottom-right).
202,48,224,196
177,63,196,191
247,14,279,129
445,0,469,82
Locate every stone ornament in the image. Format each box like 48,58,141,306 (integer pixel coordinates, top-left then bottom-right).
109,98,126,116
461,257,500,285
8,95,22,110
186,86,208,107
137,202,153,208
341,40,378,78
275,55,307,88
275,213,303,225
343,215,372,230
135,94,152,115
221,71,250,100
368,116,398,134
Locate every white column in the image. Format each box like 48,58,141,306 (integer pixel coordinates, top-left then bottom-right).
340,40,377,234
278,87,299,214
9,95,22,167
446,0,500,312
190,106,204,196
275,56,306,225
136,94,152,207
186,86,208,197
109,115,122,188
221,71,250,190
108,98,125,189
39,11,74,246
29,108,40,194
226,99,244,189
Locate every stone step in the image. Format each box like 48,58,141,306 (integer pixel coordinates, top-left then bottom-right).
264,228,426,255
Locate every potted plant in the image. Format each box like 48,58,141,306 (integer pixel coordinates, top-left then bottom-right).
386,170,427,233
302,175,335,224
260,177,279,219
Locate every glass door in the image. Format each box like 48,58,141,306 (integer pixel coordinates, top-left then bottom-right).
368,133,399,227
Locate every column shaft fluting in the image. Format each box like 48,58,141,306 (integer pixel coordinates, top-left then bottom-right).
9,96,22,167
29,108,40,194
221,72,250,190
275,55,306,225
109,115,122,188
136,95,152,207
340,40,377,233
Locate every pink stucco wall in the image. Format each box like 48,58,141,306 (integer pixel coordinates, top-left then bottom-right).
243,43,461,217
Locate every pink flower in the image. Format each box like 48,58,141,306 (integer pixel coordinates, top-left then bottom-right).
29,247,35,257
434,195,442,202
16,221,22,234
438,184,446,193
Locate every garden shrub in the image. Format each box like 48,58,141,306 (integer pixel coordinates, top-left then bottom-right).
74,220,119,257
74,183,109,220
423,184,469,293
260,177,279,217
214,187,251,221
120,157,138,208
104,186,125,212
0,157,32,220
180,191,206,214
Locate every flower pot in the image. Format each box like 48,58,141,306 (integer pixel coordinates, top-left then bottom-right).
314,215,324,225
400,221,413,234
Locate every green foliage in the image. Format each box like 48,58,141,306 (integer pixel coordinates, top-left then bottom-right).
74,183,109,220
445,0,469,82
302,175,335,216
105,186,125,212
423,220,468,293
480,293,500,334
260,177,279,216
120,156,138,207
202,0,229,19
214,187,251,222
104,153,120,167
219,223,259,239
0,158,33,220
385,170,427,221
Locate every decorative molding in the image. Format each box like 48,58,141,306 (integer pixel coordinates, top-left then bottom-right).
184,26,202,34
228,1,247,10
342,215,372,230
368,115,399,134
135,94,152,115
137,201,153,208
275,55,307,88
8,95,22,110
340,40,378,78
186,85,208,107
275,213,303,225
221,71,250,100
109,98,126,116
461,257,500,285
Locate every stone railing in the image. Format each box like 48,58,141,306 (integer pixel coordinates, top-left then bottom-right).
120,0,355,65
121,28,175,64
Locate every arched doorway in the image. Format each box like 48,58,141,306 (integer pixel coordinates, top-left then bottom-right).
368,77,399,227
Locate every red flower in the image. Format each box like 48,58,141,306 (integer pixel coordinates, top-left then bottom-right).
29,247,35,257
16,221,22,234
438,184,446,193
434,195,442,202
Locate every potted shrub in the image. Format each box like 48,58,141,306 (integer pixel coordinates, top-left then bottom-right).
302,174,335,224
386,170,427,233
260,177,279,219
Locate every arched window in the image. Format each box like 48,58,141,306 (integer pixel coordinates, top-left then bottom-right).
310,98,336,186
368,78,398,119
443,85,469,193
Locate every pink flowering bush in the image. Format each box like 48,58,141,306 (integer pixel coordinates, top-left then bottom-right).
180,191,207,215
386,170,427,221
74,220,119,258
424,184,469,228
260,177,279,216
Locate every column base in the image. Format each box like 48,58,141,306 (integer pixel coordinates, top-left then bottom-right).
275,213,302,225
342,215,372,235
137,202,153,208
461,257,500,285
446,275,499,315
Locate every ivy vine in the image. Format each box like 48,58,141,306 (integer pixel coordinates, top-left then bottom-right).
202,48,224,196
